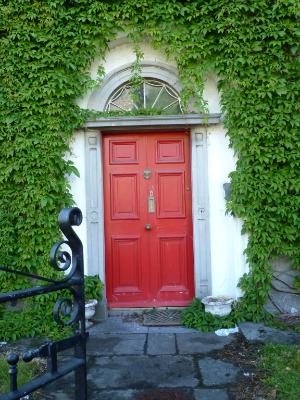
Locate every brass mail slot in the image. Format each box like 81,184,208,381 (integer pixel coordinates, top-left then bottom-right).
148,190,155,213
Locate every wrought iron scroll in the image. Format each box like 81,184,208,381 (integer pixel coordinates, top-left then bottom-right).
0,207,88,400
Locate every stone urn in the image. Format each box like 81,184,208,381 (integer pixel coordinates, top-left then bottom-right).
85,299,98,328
201,296,234,317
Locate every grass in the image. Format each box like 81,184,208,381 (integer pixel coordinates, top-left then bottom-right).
260,343,300,400
0,354,42,395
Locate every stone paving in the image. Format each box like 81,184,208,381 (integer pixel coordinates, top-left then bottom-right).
43,316,241,399
239,321,300,345
2,316,299,399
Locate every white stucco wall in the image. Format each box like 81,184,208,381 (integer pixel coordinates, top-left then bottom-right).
69,39,248,301
78,42,177,110
206,126,248,297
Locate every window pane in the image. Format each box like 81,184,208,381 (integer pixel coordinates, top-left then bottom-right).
106,79,182,113
163,101,181,114
154,87,178,110
145,81,162,108
110,87,134,111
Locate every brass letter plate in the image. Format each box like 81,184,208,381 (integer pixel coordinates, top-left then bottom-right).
148,190,155,213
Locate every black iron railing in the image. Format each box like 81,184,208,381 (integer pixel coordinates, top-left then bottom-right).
0,207,88,400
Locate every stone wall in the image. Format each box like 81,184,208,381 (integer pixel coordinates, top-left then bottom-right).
265,255,300,314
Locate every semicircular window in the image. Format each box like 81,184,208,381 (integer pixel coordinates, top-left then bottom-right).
106,79,182,114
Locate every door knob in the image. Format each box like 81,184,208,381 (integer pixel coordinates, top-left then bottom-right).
145,224,152,230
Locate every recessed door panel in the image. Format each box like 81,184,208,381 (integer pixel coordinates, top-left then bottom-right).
158,235,188,292
111,173,139,219
156,139,184,163
103,131,194,308
157,171,185,218
110,140,138,164
111,236,141,294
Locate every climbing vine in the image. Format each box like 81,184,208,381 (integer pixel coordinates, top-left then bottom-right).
0,0,299,339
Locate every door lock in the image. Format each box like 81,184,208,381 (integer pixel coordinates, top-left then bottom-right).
145,224,152,230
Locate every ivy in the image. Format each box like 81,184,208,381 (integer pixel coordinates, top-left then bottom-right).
182,298,236,332
0,0,299,339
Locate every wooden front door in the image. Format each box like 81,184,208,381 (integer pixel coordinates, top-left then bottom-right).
103,131,194,307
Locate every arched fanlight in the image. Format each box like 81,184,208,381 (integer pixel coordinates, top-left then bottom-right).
105,79,182,114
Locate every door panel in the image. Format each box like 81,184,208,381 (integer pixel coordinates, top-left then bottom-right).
156,139,184,163
157,171,186,218
111,174,139,219
103,131,194,307
158,235,188,290
110,140,138,164
111,236,142,294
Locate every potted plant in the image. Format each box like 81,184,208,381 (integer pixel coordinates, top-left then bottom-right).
84,275,103,328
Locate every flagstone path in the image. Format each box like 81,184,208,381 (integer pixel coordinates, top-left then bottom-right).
42,317,252,400
2,315,299,399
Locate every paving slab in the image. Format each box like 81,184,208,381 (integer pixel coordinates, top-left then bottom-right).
44,388,195,400
87,333,146,355
89,390,139,399
194,388,229,400
239,322,300,345
148,326,198,333
43,385,138,400
176,332,234,354
90,317,149,334
86,355,198,389
41,389,74,400
147,333,176,355
198,357,241,386
134,388,193,399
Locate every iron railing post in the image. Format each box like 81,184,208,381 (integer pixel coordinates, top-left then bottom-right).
58,208,88,400
7,354,19,393
58,207,87,400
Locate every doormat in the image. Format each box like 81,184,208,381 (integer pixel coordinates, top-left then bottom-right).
143,309,182,326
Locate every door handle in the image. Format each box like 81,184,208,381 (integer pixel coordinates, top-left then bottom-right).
145,224,152,230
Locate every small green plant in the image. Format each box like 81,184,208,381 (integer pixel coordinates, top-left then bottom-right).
260,344,300,400
84,275,103,301
182,298,237,332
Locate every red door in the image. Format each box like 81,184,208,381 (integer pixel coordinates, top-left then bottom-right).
103,131,194,307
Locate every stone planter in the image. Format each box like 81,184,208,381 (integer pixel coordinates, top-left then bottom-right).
201,296,234,317
85,299,98,328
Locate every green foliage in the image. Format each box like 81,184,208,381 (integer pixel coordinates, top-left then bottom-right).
0,355,43,395
0,0,299,339
84,275,104,301
88,108,178,119
260,344,300,400
182,298,236,332
129,45,145,106
0,290,72,342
